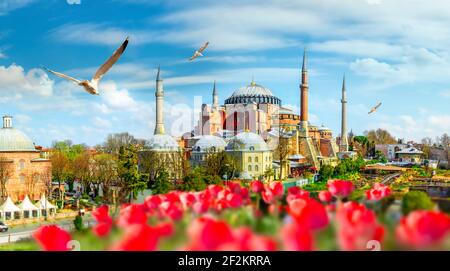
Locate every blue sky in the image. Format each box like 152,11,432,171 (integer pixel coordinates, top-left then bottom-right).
0,0,449,147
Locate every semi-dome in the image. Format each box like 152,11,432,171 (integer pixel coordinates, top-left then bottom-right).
146,134,179,151
224,80,281,105
226,131,269,151
192,135,226,152
0,116,36,152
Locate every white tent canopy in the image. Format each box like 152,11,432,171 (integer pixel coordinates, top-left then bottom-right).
0,196,21,213
18,195,39,211
35,194,57,210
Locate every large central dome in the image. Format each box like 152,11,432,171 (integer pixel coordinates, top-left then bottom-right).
225,81,281,105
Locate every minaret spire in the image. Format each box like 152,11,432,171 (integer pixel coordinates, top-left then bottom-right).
154,66,165,135
340,74,349,152
212,80,219,110
300,47,309,131
302,47,307,72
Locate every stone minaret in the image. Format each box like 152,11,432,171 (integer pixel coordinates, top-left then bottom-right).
212,81,219,110
3,115,12,128
300,48,309,132
340,75,349,152
154,66,165,135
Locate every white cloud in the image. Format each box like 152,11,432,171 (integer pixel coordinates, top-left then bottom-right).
364,113,450,142
311,40,404,60
49,23,155,46
100,81,137,110
440,90,450,98
350,58,400,79
15,114,31,124
0,64,53,97
92,117,111,128
67,0,81,4
0,0,34,16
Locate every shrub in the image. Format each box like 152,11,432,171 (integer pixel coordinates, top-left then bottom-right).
73,215,84,231
401,191,434,215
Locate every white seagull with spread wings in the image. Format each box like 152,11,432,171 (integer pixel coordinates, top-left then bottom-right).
189,42,209,61
44,37,129,95
368,101,382,114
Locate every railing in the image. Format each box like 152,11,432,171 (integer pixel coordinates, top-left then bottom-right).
381,173,402,185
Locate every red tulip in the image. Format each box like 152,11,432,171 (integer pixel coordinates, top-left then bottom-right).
186,217,234,250
318,191,333,203
160,201,183,221
192,200,209,214
366,183,392,201
112,224,161,251
396,210,450,249
226,193,243,208
240,187,250,203
162,191,181,204
218,227,277,251
92,205,113,237
336,201,385,251
281,221,314,251
327,179,354,198
144,195,161,210
262,181,284,204
207,184,223,197
250,180,264,193
287,198,329,230
180,192,196,210
286,187,310,202
117,204,148,227
33,225,72,251
267,181,284,196
226,181,242,194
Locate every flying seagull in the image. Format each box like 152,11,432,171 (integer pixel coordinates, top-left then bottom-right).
368,101,382,114
189,41,209,61
44,37,129,95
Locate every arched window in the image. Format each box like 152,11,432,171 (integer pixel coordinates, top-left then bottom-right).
248,157,252,163
33,174,40,183
249,146,255,151
19,159,26,170
255,165,259,171
255,156,259,163
248,165,252,171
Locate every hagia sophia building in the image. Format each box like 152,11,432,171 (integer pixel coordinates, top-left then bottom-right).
142,49,350,180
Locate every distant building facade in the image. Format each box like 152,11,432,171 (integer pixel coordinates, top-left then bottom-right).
0,116,52,202
225,132,273,180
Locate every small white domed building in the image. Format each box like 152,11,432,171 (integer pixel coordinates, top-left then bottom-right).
190,135,227,168
225,131,272,180
0,115,51,203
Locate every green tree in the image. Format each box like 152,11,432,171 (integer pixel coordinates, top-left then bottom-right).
365,129,397,145
319,164,334,182
118,145,147,203
204,150,237,179
179,167,218,192
401,191,434,215
151,170,172,195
